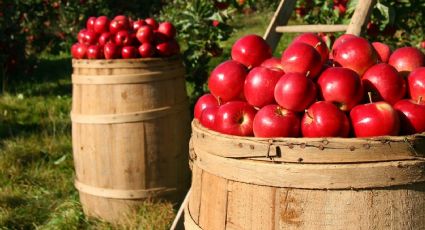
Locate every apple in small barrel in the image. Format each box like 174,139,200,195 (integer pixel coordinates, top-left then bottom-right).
389,47,425,76
78,29,98,45
408,67,425,101
244,66,282,108
394,98,425,135
372,42,391,63
215,101,257,136
274,72,317,112
350,93,400,137
145,17,159,30
104,43,120,59
138,43,155,58
194,93,220,120
133,19,146,31
157,21,176,39
87,45,104,59
317,67,363,111
109,15,130,34
86,16,96,31
302,101,350,137
208,60,247,102
231,34,272,69
136,25,154,44
253,104,300,138
94,16,110,34
156,40,179,57
114,30,134,46
281,42,322,79
71,43,87,59
121,46,138,59
200,106,219,130
291,32,329,66
332,36,378,76
260,57,284,73
362,63,406,105
98,32,113,46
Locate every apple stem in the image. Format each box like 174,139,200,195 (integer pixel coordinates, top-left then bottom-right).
314,42,321,49
368,92,373,104
418,96,423,104
305,109,313,119
217,96,222,106
306,71,310,78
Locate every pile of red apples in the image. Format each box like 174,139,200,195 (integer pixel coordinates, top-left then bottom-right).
71,15,179,59
194,33,425,138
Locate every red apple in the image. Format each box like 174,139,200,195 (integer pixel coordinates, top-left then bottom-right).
302,101,350,137
133,19,146,31
253,104,300,137
332,36,378,76
121,46,138,59
244,66,282,108
87,45,104,59
86,16,96,31
78,29,98,45
109,17,130,34
281,42,322,78
200,106,219,130
394,98,425,135
144,17,158,30
362,63,406,105
389,47,425,76
194,93,219,120
98,32,113,46
292,32,329,66
330,34,357,59
208,60,247,102
350,100,400,137
260,57,284,73
104,43,120,59
94,16,110,34
421,41,425,49
274,72,317,112
156,40,179,57
71,43,87,59
317,67,363,111
215,101,257,136
136,25,154,44
138,43,155,58
153,31,169,44
231,34,272,68
114,30,134,46
372,42,391,63
158,21,176,39
408,67,425,101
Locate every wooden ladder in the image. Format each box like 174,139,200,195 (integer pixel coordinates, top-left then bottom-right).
264,0,376,51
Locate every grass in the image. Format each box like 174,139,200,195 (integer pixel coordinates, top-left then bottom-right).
0,8,294,230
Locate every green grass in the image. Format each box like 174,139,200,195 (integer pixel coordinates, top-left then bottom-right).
0,8,295,230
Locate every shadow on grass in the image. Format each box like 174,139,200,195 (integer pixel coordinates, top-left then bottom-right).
6,56,73,97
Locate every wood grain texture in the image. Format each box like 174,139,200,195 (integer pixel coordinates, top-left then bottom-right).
71,57,191,223
185,119,425,230
275,24,348,33
346,0,377,35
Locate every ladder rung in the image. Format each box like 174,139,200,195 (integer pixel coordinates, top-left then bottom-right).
275,24,348,33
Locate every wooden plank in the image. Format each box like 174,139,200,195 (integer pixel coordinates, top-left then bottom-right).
198,170,228,230
263,0,297,52
192,120,425,163
226,181,276,230
194,148,425,189
346,0,376,35
275,24,348,33
188,165,203,224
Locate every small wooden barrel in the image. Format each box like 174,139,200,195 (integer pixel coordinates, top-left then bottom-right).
71,57,190,223
185,120,425,230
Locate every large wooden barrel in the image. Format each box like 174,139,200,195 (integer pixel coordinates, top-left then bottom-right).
185,120,425,229
71,57,190,223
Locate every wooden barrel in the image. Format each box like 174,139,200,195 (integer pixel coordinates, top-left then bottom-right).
185,120,425,229
71,57,190,223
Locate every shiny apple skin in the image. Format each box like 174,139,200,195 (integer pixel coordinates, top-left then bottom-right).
394,99,425,135
253,104,300,138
